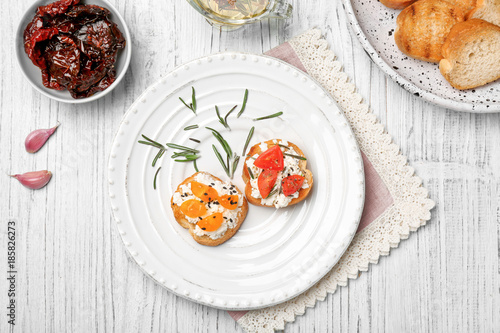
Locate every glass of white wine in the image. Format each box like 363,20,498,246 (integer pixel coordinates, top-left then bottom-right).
186,0,292,30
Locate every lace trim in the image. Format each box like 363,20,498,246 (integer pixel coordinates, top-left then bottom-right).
237,29,435,333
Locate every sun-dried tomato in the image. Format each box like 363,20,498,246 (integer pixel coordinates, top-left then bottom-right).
23,0,125,99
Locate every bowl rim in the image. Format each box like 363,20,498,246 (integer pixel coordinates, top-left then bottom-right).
15,0,132,104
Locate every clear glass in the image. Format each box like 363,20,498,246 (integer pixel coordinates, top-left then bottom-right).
186,0,292,30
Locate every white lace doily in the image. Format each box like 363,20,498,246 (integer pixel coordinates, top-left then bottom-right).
236,29,435,333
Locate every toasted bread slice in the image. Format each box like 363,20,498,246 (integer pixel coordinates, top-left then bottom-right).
395,0,467,62
242,140,313,208
379,0,417,10
439,19,500,89
467,0,500,26
449,0,478,11
171,172,248,246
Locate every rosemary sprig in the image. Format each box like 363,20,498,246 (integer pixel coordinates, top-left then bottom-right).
179,87,197,114
166,143,199,153
138,135,167,167
237,89,249,118
253,111,283,121
171,151,195,158
206,127,232,157
231,154,240,177
213,144,229,176
191,87,197,112
223,105,237,130
193,159,199,172
247,166,254,179
137,140,162,148
153,167,161,190
215,106,224,127
207,127,239,178
283,152,307,161
175,155,200,162
184,125,199,131
242,126,254,156
139,135,165,149
152,149,166,167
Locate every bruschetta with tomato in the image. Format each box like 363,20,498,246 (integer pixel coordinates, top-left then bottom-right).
171,172,248,246
242,140,313,208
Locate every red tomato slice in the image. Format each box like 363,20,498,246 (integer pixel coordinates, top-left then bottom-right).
254,145,284,171
258,169,279,198
281,175,305,196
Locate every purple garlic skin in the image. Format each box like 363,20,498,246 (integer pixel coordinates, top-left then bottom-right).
11,170,52,190
25,123,60,153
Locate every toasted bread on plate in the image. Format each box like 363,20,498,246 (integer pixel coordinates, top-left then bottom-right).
379,0,417,10
242,139,313,209
449,0,478,11
171,172,248,246
439,19,500,89
467,0,500,26
395,0,467,62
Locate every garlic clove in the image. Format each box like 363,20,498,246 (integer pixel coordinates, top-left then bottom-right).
10,170,52,190
25,122,60,153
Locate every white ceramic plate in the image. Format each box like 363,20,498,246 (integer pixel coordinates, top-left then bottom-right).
342,0,500,112
15,0,131,103
108,53,365,310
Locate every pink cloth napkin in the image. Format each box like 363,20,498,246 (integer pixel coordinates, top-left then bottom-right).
227,29,434,332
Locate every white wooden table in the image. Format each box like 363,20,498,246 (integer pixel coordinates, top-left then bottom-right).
1,1,499,332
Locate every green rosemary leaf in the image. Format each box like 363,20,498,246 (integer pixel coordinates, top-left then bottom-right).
242,126,254,156
152,149,166,167
153,167,161,190
175,155,200,162
179,97,194,113
184,124,199,131
237,89,249,118
246,154,256,159
212,145,230,176
267,186,279,198
191,87,197,113
253,111,283,121
166,143,199,153
193,159,199,173
223,105,237,130
206,127,232,157
278,144,289,150
215,106,229,129
140,135,165,149
138,140,163,149
231,154,240,178
283,153,307,160
189,138,201,143
172,152,198,159
247,166,254,179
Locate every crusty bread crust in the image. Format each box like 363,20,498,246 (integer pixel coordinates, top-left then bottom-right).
380,0,417,9
439,19,500,89
242,140,314,208
395,0,467,63
467,0,500,26
171,172,248,246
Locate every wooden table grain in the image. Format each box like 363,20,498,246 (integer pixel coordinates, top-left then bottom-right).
1,1,499,332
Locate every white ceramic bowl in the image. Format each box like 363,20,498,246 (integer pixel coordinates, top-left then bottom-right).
15,0,131,104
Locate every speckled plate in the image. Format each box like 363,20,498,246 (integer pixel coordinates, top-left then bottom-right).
108,53,365,310
342,0,500,112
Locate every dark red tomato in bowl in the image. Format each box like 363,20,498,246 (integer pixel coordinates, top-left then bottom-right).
21,0,128,100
